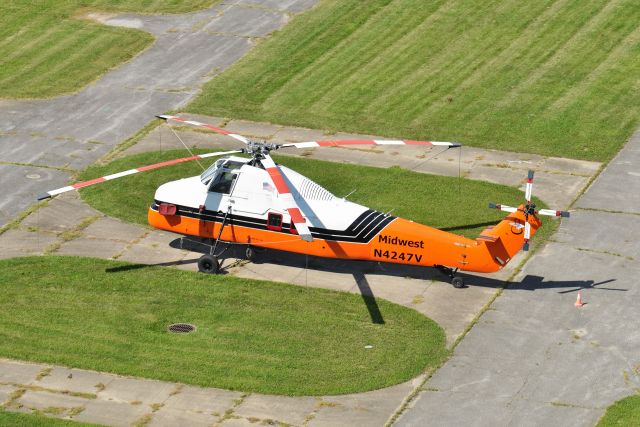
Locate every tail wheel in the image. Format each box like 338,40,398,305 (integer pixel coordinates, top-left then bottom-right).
245,246,255,261
451,276,465,289
198,254,219,274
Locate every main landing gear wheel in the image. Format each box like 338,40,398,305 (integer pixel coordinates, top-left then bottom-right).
451,276,465,289
245,246,255,261
198,254,219,274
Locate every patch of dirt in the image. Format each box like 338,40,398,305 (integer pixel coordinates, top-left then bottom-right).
72,8,117,24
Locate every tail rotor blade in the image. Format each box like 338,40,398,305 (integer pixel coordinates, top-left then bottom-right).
261,154,313,242
523,221,531,251
538,209,570,218
525,170,534,202
489,203,517,213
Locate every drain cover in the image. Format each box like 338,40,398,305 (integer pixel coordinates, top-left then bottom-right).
168,323,196,333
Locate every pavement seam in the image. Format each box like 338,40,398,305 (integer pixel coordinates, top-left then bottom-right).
0,199,50,236
213,392,249,426
0,161,76,173
232,2,294,15
575,206,640,217
44,215,102,254
574,246,635,261
0,381,97,400
387,236,549,425
112,229,152,260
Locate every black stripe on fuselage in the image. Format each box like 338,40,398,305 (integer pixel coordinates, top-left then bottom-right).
151,201,395,243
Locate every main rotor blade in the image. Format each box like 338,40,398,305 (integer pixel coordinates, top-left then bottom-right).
523,221,531,251
280,139,461,149
37,150,243,200
525,170,534,203
260,154,313,242
157,115,250,145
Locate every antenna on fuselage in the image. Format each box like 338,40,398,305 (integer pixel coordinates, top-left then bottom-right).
343,189,357,200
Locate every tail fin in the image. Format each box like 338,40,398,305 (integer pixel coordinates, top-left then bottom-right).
478,206,542,268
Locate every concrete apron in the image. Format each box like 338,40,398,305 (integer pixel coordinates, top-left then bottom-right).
396,131,640,426
0,0,320,228
0,117,600,426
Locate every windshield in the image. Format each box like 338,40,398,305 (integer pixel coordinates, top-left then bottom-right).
200,159,225,185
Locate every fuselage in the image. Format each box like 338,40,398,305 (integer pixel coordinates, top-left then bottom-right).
148,157,538,273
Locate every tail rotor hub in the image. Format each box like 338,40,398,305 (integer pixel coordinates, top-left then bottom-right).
488,170,570,251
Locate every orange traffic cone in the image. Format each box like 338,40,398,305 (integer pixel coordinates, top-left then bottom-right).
574,291,584,307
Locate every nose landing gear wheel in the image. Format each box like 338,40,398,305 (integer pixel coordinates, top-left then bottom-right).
198,254,219,274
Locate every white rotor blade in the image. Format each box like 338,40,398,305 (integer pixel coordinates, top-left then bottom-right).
37,150,242,200
260,154,313,242
525,170,534,202
488,203,518,213
523,221,531,251
538,209,570,218
280,139,461,149
157,115,250,145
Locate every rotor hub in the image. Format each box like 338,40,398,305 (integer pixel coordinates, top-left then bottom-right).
244,140,280,156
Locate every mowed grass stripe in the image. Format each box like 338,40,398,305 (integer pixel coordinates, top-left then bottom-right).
265,0,446,111
0,256,446,395
493,0,615,109
368,0,537,123
189,0,640,161
24,27,127,91
443,0,595,126
0,1,215,98
2,25,95,88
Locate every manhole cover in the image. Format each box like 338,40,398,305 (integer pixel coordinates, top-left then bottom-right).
168,323,196,333
26,173,41,180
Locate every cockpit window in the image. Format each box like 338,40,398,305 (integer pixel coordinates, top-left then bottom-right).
209,171,237,194
200,159,225,186
200,159,244,186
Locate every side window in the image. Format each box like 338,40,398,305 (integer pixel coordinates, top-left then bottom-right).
209,171,236,194
267,213,283,231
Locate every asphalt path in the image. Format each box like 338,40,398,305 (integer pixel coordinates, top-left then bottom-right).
397,131,640,426
0,0,318,227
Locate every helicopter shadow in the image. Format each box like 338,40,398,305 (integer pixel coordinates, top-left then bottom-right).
167,237,389,323
106,237,624,324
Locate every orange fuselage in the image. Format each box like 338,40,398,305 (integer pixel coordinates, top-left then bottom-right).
148,204,540,274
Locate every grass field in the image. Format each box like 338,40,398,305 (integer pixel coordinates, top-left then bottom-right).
188,0,640,162
0,0,214,98
77,149,553,241
0,408,100,426
597,395,640,426
0,256,446,396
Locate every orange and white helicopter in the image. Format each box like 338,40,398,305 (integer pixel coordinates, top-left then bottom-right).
39,115,569,288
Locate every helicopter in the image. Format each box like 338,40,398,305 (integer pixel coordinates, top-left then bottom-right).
38,115,569,288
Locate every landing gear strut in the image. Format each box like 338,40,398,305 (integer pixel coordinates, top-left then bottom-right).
435,265,465,288
197,206,232,274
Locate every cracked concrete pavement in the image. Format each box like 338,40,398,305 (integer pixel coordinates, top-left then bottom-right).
396,131,640,426
1,0,631,424
0,114,602,426
0,0,319,227
0,358,425,427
